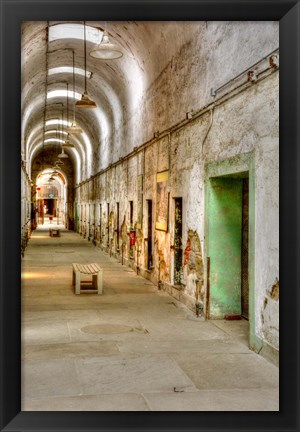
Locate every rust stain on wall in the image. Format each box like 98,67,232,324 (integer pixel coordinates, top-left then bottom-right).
270,277,279,301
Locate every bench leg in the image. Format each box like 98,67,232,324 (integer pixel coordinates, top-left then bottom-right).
97,270,103,294
75,271,81,294
72,270,75,286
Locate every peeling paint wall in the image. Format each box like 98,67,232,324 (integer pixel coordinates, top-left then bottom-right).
75,65,279,351
261,278,279,349
183,231,204,300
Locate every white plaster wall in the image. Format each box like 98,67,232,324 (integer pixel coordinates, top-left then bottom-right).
125,21,279,153
255,134,279,349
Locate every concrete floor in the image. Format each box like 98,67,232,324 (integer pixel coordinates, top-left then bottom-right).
21,225,279,411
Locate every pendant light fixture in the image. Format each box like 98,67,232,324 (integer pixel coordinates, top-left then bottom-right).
63,83,75,148
67,50,83,134
90,22,123,59
58,148,69,159
76,21,97,108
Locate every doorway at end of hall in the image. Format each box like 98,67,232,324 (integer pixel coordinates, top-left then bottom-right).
37,198,57,225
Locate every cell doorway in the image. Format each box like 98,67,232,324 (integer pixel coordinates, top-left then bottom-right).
207,174,250,323
173,197,183,285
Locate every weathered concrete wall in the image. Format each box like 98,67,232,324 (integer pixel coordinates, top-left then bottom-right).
21,162,32,256
75,64,279,353
21,163,32,228
107,21,279,168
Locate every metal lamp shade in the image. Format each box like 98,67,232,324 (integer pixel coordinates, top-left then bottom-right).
67,121,83,134
75,91,97,108
90,31,123,60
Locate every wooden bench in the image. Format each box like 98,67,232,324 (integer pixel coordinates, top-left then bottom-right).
72,263,103,295
49,228,60,237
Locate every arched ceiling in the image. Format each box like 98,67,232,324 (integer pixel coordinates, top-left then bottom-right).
21,21,200,182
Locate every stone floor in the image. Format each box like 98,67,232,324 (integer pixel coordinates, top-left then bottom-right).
21,225,279,411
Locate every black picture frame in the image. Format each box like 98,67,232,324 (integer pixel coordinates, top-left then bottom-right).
0,0,299,431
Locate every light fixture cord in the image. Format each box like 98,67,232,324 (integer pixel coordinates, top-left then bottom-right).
72,50,76,122
61,103,64,151
84,21,87,93
42,22,49,172
66,82,69,129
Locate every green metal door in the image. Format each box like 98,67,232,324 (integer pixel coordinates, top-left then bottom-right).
208,177,243,318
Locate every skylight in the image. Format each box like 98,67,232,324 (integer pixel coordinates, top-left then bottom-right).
47,90,81,100
49,23,101,44
46,119,72,127
44,138,65,144
45,130,68,136
48,67,92,79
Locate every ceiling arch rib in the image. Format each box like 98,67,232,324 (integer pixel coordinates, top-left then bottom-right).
22,22,147,155
28,126,87,180
47,77,117,139
30,144,81,185
25,98,94,171
23,84,114,175
23,92,96,146
21,67,92,113
37,168,67,187
22,84,98,176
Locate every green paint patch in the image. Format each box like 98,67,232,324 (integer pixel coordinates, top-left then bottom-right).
208,177,243,318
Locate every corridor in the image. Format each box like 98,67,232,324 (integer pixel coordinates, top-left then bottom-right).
20,20,280,413
21,227,279,411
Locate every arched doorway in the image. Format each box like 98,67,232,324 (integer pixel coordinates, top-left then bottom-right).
35,169,68,227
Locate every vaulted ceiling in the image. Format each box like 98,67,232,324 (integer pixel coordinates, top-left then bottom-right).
21,21,201,183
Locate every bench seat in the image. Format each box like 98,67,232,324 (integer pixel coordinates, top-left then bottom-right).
72,263,103,295
49,228,60,237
